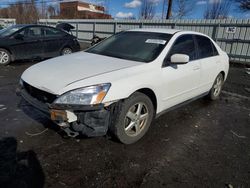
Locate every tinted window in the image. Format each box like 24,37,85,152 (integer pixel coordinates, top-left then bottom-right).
25,27,42,37
43,27,64,37
195,35,218,58
0,25,24,37
86,31,172,63
166,35,196,64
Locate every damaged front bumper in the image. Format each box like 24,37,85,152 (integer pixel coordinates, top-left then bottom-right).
18,88,112,137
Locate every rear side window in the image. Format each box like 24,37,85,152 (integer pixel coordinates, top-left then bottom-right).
43,27,64,37
166,34,196,64
195,35,218,59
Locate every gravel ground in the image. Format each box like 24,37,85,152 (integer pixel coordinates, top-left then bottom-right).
0,60,249,188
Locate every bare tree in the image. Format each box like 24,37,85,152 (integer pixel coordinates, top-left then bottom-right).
235,0,250,11
204,0,231,19
103,0,110,14
47,5,56,18
40,0,47,19
0,0,39,24
174,0,193,19
166,0,173,19
139,0,156,19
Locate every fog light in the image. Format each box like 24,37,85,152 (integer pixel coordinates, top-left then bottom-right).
50,110,68,121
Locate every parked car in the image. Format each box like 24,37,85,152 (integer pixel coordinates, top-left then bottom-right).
18,29,229,144
0,24,80,65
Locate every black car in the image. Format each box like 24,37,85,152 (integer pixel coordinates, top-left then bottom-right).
0,24,80,65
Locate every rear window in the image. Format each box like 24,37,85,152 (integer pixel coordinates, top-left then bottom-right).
86,31,172,63
195,35,218,59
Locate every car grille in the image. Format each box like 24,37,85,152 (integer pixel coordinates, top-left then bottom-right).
23,81,57,104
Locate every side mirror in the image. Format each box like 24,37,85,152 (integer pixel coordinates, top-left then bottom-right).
170,54,189,64
14,33,24,40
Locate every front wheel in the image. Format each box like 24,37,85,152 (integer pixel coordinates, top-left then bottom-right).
0,48,11,65
61,47,72,56
109,92,154,144
207,73,224,100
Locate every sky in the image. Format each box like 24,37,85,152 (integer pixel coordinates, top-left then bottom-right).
0,0,249,19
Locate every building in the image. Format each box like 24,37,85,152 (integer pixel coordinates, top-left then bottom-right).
59,1,112,19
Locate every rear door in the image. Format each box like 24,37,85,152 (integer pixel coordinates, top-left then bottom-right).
41,27,66,57
194,35,221,93
160,34,201,109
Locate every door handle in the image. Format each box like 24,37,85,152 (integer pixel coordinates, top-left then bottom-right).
193,66,200,70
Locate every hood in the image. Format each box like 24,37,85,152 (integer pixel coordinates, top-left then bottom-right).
21,52,142,94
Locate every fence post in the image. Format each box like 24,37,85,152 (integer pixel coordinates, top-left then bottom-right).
113,22,117,34
76,22,79,39
140,21,143,28
93,22,96,37
212,24,219,41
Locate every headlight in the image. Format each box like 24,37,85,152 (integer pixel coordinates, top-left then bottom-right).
54,83,111,105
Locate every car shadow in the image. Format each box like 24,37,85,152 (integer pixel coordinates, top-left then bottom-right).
0,137,45,188
8,59,41,67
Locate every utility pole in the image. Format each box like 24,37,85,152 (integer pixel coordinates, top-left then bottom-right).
166,0,173,19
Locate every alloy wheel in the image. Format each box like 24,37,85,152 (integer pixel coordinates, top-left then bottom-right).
62,48,72,55
213,75,223,97
124,102,149,137
0,51,9,65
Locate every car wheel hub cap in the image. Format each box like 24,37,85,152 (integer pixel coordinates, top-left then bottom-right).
63,49,72,55
213,76,223,96
0,51,9,64
124,102,149,137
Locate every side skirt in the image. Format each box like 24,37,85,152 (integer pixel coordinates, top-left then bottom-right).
155,92,209,119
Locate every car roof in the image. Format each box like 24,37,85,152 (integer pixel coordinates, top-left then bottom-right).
14,24,57,29
127,28,207,37
128,28,181,34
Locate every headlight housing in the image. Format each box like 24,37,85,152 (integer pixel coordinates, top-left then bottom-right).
54,83,111,105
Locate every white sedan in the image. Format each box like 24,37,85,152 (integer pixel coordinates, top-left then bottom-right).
19,29,229,144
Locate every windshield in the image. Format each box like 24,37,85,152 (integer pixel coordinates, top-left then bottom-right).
86,31,172,62
0,25,24,37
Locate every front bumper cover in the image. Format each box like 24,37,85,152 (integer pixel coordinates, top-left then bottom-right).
18,88,111,137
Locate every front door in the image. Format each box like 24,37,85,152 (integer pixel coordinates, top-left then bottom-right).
11,27,44,60
160,34,201,110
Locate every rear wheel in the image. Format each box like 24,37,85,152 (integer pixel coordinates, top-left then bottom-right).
109,92,154,144
61,47,72,55
207,73,224,100
0,48,11,65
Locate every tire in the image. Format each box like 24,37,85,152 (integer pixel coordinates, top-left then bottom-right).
207,73,224,100
109,92,155,144
61,47,72,55
0,48,11,65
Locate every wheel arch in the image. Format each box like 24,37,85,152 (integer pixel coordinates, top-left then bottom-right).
135,88,157,112
220,71,226,81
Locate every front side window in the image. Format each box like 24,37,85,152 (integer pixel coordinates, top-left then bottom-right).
195,35,218,59
165,34,196,64
86,31,172,63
